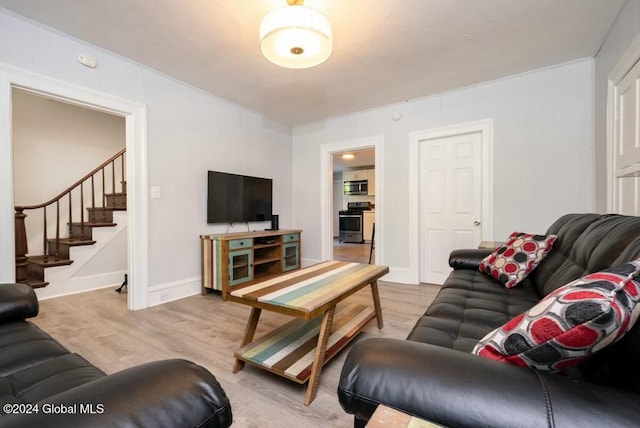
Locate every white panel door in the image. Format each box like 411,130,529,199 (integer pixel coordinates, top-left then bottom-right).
612,57,640,215
615,59,640,171
419,132,482,284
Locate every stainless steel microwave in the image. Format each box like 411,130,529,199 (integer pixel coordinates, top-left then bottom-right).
344,180,368,195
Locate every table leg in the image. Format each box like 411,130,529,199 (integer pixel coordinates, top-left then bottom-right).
233,307,262,373
371,280,384,329
304,305,336,406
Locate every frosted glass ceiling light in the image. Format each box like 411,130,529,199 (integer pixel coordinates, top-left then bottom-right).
260,0,333,69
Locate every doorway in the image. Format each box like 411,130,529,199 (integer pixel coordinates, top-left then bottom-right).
419,132,482,284
320,136,384,265
12,89,128,297
0,65,149,310
409,120,494,285
332,148,375,264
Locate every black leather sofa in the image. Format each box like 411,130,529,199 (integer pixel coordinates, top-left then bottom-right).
0,282,232,427
339,213,640,427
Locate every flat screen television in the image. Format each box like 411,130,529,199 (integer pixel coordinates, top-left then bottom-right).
207,171,273,224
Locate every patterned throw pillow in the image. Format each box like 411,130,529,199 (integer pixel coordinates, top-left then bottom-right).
472,259,640,372
479,232,557,288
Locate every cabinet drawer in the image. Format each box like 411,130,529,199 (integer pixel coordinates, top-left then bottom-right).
283,233,299,242
229,238,252,250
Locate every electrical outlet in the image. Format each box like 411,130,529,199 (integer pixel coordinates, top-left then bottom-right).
159,292,170,302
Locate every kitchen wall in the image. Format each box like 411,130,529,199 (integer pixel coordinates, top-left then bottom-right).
594,0,640,212
293,58,595,282
0,10,293,305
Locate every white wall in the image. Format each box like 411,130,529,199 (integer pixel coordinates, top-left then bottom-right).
594,0,640,212
0,10,293,305
293,59,595,281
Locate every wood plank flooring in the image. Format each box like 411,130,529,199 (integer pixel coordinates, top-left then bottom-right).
33,279,438,427
333,239,374,264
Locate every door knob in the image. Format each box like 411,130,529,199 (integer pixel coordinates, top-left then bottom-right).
473,220,481,226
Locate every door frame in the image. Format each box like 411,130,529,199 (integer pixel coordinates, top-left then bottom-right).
408,119,494,284
0,64,149,310
320,136,384,263
606,33,640,212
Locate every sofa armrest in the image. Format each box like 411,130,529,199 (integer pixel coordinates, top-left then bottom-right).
1,359,232,428
448,249,491,270
0,283,38,323
338,338,639,428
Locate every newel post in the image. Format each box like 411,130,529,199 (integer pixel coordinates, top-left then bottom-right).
14,208,28,283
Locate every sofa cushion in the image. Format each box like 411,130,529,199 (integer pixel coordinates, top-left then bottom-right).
532,214,640,297
472,259,640,372
0,353,105,410
407,269,541,351
0,322,71,377
479,232,556,288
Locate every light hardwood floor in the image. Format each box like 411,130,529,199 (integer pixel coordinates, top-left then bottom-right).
33,280,438,427
333,239,374,264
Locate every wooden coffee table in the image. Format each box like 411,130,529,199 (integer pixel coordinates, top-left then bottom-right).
229,260,389,405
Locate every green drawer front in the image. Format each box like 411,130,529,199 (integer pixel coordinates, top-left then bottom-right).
283,233,299,242
229,238,252,250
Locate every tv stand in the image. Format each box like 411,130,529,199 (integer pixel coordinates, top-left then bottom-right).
200,229,302,300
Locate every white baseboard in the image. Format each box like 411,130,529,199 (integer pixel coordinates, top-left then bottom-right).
383,267,413,284
301,257,322,267
147,276,200,307
36,270,127,300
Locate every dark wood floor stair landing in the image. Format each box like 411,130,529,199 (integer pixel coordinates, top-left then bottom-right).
14,149,126,288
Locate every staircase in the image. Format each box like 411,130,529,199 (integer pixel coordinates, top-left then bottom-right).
14,149,126,288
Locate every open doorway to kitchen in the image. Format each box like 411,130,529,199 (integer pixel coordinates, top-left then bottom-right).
320,135,384,266
332,149,376,263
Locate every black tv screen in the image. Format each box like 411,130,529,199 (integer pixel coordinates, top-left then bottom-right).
207,171,272,224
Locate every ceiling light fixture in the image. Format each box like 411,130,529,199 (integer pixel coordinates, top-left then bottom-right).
342,154,355,160
259,0,333,69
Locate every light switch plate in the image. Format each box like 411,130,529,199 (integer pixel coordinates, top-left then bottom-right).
150,186,161,199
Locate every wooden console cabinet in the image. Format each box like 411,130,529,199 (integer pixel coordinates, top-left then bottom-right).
200,229,302,299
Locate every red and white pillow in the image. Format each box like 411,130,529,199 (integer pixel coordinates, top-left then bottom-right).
472,258,640,372
479,232,557,288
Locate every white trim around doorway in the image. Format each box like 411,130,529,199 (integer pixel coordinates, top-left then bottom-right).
408,119,494,284
320,136,384,265
0,64,149,310
606,33,640,213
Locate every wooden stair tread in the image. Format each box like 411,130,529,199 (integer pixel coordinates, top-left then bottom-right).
22,277,49,288
68,222,117,227
87,207,126,211
48,238,96,246
27,255,73,267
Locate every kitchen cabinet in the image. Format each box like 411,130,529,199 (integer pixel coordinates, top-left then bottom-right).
363,211,375,243
367,169,375,196
343,170,369,181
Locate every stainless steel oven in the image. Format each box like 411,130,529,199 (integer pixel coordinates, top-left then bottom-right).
338,202,372,243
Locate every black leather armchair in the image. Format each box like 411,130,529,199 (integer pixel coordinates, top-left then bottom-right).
339,214,640,427
0,283,232,427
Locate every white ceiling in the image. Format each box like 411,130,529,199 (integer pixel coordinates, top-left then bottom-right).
0,0,626,126
333,149,375,172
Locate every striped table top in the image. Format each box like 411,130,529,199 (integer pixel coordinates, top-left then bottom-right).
229,260,389,319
